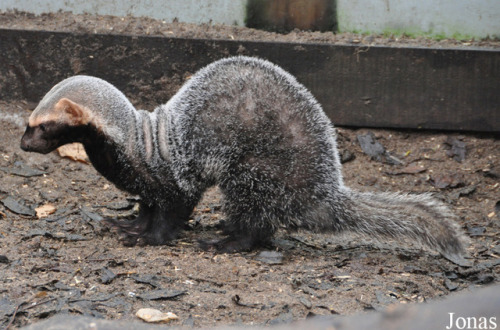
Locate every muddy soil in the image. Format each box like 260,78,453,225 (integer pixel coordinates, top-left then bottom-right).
0,11,499,329
1,100,499,328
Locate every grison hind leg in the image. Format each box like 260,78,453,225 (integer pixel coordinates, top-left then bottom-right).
200,211,277,252
200,177,279,252
104,201,193,246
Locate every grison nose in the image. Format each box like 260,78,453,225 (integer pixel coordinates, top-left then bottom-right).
20,136,31,151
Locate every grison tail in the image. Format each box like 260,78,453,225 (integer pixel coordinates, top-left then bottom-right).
329,188,468,262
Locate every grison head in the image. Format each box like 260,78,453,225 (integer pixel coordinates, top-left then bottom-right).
21,96,93,154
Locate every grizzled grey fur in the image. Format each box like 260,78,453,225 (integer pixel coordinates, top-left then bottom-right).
20,56,467,259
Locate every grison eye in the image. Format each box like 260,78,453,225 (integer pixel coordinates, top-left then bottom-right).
39,124,46,132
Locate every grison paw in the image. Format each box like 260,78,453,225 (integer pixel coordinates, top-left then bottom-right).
103,217,176,246
103,218,145,246
199,235,270,253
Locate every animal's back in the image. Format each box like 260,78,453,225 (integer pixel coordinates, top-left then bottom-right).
162,57,343,203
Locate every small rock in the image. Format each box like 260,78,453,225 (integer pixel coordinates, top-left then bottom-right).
80,207,103,222
357,132,385,161
403,265,427,275
136,308,178,323
375,291,399,305
35,204,57,219
299,297,312,309
474,274,495,285
40,190,62,202
1,196,35,216
444,271,458,280
254,251,284,265
444,279,458,291
453,185,477,199
101,267,116,284
0,255,9,264
267,310,294,326
340,150,355,164
131,274,162,288
444,137,466,162
467,226,486,236
430,173,465,189
0,165,45,177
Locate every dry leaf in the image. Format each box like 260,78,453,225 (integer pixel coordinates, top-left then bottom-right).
57,143,89,164
34,291,48,298
398,164,426,174
388,164,427,176
430,173,465,189
35,204,57,218
136,308,178,323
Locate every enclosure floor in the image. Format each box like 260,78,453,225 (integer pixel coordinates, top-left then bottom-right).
1,100,498,328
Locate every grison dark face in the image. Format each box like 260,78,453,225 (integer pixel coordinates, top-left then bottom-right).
20,122,75,154
21,97,94,154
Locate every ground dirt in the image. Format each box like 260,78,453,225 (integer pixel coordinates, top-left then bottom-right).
0,11,499,329
1,100,499,328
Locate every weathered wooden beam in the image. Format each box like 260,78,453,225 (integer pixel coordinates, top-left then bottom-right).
0,29,498,132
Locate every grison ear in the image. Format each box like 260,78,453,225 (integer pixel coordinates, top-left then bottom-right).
55,98,91,125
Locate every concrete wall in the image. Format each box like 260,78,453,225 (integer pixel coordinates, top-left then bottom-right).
1,0,499,38
337,0,500,39
0,0,247,26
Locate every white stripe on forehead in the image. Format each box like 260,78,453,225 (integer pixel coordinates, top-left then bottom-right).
28,75,134,147
29,77,94,127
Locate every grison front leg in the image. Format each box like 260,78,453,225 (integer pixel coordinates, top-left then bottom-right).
104,201,192,246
